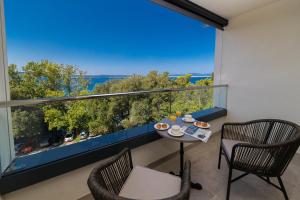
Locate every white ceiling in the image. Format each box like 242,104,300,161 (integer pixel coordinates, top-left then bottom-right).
190,0,279,19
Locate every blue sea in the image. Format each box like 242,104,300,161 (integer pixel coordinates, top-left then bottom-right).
85,75,211,91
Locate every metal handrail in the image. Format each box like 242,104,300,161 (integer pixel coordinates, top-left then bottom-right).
0,84,228,108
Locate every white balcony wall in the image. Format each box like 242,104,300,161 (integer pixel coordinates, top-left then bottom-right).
215,0,300,147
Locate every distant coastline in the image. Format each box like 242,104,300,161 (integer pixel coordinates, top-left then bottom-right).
85,73,212,91
17,72,212,91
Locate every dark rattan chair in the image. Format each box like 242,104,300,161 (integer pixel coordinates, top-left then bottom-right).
88,148,191,200
218,119,300,200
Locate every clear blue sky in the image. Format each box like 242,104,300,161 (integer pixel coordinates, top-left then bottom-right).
4,0,216,75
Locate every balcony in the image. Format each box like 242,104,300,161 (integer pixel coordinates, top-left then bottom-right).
0,85,227,190
1,0,300,200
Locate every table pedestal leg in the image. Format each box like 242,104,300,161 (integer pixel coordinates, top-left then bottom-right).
191,182,203,190
170,142,202,190
180,142,184,177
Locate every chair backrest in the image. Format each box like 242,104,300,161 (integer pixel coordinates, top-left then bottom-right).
88,148,133,200
234,119,300,144
231,119,300,176
88,148,191,200
267,120,300,175
265,120,299,144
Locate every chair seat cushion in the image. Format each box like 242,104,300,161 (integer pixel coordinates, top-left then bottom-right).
119,165,181,200
222,139,245,159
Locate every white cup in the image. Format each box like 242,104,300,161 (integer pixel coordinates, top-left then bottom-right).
184,114,192,120
171,125,181,133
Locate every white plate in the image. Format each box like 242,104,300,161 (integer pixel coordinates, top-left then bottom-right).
193,122,211,129
154,123,170,131
168,129,184,137
182,117,196,123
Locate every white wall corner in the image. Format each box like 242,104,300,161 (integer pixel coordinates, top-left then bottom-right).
213,29,223,85
213,30,227,109
220,0,300,123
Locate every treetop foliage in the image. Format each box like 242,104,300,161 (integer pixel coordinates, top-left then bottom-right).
9,60,214,139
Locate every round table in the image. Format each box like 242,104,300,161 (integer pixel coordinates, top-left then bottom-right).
156,117,204,190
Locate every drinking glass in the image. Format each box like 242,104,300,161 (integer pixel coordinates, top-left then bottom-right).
175,111,182,117
169,114,177,122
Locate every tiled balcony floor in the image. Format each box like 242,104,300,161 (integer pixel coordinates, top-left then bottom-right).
81,133,300,200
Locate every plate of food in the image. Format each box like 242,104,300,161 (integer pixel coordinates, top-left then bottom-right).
154,123,170,131
194,121,210,129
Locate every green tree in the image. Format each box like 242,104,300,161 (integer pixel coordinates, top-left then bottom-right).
66,90,90,132
43,90,67,131
121,99,150,128
12,108,44,139
174,74,192,88
8,64,24,99
43,106,67,131
62,65,76,96
8,60,215,141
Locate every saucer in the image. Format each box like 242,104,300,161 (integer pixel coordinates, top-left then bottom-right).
182,117,196,123
168,129,184,137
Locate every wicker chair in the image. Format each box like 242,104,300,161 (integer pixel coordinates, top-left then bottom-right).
88,148,191,200
218,119,300,200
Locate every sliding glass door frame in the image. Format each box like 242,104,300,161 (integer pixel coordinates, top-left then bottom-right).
0,0,15,173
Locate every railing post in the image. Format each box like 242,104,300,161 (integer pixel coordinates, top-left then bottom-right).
168,90,172,114
198,89,201,109
147,93,151,124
